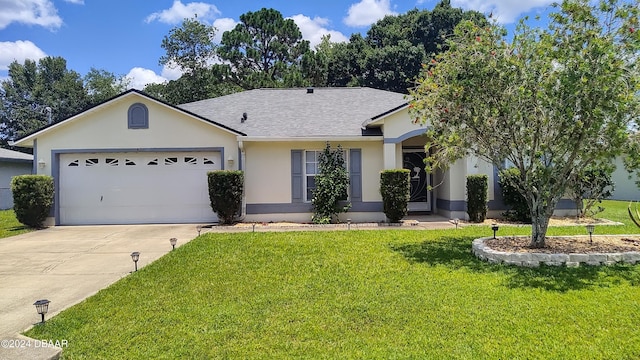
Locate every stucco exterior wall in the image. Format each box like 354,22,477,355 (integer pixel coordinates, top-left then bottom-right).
380,110,428,141
242,140,384,206
0,161,33,209
33,95,240,175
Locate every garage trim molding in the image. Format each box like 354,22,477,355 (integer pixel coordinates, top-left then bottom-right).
51,147,224,225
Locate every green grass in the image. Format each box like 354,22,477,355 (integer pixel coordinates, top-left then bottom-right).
25,200,640,359
0,209,32,238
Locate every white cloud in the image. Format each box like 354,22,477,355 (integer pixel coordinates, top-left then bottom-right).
0,40,47,70
451,0,555,24
160,62,183,80
145,0,221,24
212,17,237,43
0,0,62,29
64,0,84,4
344,0,397,27
289,14,348,48
125,67,168,90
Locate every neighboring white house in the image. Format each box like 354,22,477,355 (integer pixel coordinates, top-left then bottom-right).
0,148,33,209
610,157,640,201
12,88,573,225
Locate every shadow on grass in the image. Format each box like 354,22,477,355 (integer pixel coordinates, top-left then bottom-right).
390,236,640,292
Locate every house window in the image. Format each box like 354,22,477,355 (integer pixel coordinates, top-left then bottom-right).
304,150,348,202
128,103,149,129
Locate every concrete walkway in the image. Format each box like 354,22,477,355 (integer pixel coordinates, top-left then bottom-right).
0,224,199,360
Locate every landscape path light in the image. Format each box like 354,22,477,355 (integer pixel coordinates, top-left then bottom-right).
131,252,140,272
491,224,499,239
33,299,50,323
453,218,459,230
586,224,595,244
170,237,177,250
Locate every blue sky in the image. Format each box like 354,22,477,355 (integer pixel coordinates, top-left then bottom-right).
0,0,557,89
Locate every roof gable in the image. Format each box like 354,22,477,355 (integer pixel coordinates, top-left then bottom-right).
12,89,246,147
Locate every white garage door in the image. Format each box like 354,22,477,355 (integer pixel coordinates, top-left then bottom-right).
59,152,221,225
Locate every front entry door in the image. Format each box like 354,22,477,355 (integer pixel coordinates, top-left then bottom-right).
403,150,431,212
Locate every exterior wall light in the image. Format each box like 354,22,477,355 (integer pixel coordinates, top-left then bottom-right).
38,159,46,169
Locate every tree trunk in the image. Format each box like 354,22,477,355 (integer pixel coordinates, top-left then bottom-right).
529,203,552,248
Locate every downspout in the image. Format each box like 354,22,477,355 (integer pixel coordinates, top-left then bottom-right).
237,139,247,221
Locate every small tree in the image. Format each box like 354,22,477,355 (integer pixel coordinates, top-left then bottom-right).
380,169,410,222
11,175,54,228
569,166,615,218
410,0,640,247
312,143,350,224
466,174,488,222
207,171,244,225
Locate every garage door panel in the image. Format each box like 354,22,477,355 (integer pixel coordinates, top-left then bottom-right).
59,152,221,225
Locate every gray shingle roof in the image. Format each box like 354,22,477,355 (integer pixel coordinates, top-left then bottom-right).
0,148,33,162
178,87,407,137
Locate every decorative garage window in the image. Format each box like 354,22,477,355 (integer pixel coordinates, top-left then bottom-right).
184,157,197,165
203,157,214,165
125,159,136,166
86,158,99,167
147,159,158,165
106,158,119,166
165,157,178,165
128,103,149,129
68,160,79,167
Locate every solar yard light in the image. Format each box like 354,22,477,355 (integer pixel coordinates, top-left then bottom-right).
131,252,140,272
453,218,459,230
586,224,595,244
33,299,50,324
347,218,352,230
491,224,499,239
169,237,177,250
196,225,202,236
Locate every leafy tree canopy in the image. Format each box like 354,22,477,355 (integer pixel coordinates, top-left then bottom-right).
0,57,88,141
218,8,310,89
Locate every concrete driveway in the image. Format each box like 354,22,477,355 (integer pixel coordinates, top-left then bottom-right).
0,224,199,360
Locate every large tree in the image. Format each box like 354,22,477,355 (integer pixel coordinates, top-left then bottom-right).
0,57,88,140
316,1,485,93
218,8,310,89
84,68,129,104
410,0,640,247
159,17,217,75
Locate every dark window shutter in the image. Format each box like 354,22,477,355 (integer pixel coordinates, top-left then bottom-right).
349,149,362,202
291,150,304,203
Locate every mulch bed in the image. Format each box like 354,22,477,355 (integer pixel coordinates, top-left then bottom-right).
485,235,640,254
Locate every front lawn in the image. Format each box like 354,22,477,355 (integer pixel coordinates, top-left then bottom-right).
0,209,32,238
25,201,640,359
